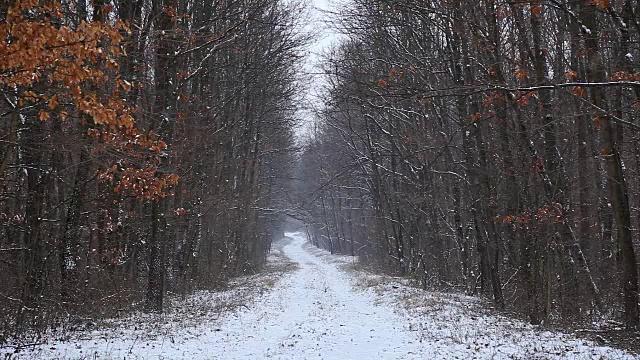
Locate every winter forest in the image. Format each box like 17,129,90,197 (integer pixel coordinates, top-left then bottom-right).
302,0,640,328
1,0,302,338
2,0,640,358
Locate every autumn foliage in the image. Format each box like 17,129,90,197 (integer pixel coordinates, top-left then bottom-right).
0,0,301,342
0,0,176,200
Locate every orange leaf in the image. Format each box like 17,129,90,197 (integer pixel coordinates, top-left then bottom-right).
531,5,542,17
39,109,49,121
564,70,578,80
594,117,601,128
120,79,132,92
515,91,529,106
514,68,528,81
378,79,387,88
571,86,586,97
612,71,632,81
591,0,609,10
48,95,58,110
173,208,187,216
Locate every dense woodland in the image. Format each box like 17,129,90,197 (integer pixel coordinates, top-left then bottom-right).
0,0,303,340
4,0,640,347
300,0,640,329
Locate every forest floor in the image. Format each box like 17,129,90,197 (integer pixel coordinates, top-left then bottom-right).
8,232,639,359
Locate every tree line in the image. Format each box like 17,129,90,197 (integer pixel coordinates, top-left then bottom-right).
0,0,303,341
300,0,640,328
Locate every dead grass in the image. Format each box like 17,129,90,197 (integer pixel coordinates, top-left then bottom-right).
11,246,300,354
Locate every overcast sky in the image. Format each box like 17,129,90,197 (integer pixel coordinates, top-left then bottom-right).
296,0,342,143
307,0,337,64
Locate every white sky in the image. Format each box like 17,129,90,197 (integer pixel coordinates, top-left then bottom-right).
306,0,338,68
296,0,343,144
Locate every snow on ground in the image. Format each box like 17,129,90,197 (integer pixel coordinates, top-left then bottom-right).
306,241,638,360
9,232,639,359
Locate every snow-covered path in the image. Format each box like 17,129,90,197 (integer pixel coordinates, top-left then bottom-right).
19,232,425,360
209,232,425,359
14,231,638,359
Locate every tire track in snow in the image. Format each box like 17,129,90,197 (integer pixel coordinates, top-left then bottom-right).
15,231,637,359
210,231,425,359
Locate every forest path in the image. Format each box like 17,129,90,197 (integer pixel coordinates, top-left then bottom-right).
209,231,426,359
17,232,637,359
